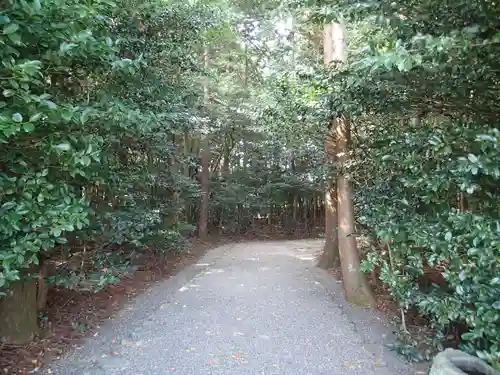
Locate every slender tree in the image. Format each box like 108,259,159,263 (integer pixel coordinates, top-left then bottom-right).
318,23,340,269
198,46,211,240
332,23,375,306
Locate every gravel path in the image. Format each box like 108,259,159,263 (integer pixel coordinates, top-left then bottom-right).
46,239,415,375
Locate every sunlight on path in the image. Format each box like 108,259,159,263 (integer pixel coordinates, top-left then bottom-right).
47,240,413,375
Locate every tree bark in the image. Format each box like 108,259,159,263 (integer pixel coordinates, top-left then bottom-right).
336,116,375,307
0,274,39,344
198,46,210,240
312,196,317,227
222,148,230,177
198,136,210,240
318,184,340,269
318,23,341,269
37,261,48,311
330,22,374,306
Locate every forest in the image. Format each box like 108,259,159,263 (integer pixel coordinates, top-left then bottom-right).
0,0,499,373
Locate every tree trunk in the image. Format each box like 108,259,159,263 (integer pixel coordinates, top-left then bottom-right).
198,46,210,240
198,136,210,240
318,23,341,269
318,185,340,269
222,150,230,177
37,261,48,311
329,22,374,306
336,116,375,307
302,198,308,229
312,196,317,228
0,275,39,344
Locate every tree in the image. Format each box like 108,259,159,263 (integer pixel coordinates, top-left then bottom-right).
318,23,340,270
0,0,222,344
327,23,374,306
198,46,211,240
302,0,500,366
7,1,498,369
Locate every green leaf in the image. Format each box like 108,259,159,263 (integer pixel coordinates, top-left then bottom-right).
33,0,41,12
3,23,19,35
467,154,478,163
397,58,412,72
7,32,21,43
444,231,452,241
12,113,23,122
493,301,500,310
80,155,91,166
80,108,92,125
42,100,57,109
2,89,15,98
56,143,71,151
2,201,16,210
23,122,34,132
29,113,43,122
59,42,77,55
55,237,68,244
461,332,478,341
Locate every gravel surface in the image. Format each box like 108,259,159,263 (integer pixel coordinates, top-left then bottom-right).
46,239,415,375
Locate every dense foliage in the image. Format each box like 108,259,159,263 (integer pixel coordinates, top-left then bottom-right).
0,0,324,344
0,0,215,291
1,0,498,370
297,0,500,367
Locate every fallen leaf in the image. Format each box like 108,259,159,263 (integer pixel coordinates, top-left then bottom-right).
231,352,248,363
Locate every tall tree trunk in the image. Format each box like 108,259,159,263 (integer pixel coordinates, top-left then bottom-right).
318,23,341,269
312,195,317,228
336,116,375,306
198,46,210,240
219,136,232,230
222,142,230,177
332,23,374,306
318,185,340,269
198,136,210,240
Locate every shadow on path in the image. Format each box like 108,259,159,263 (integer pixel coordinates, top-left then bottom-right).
47,239,416,375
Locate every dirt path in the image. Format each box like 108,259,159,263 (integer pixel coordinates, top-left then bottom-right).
46,240,414,375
